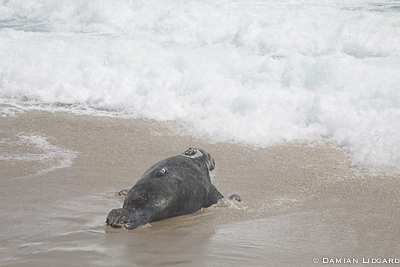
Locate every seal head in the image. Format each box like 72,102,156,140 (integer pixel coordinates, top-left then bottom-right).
182,147,215,171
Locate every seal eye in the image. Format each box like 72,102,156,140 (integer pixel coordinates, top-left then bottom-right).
184,147,197,156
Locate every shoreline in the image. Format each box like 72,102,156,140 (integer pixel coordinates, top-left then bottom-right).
1,110,400,266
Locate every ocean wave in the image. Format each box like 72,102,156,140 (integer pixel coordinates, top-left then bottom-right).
1,0,400,168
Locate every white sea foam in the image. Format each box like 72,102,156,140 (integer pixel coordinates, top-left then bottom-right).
1,0,400,168
0,133,77,176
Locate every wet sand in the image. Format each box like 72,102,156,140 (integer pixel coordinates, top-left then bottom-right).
1,110,400,266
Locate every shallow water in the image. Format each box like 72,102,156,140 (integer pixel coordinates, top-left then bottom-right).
1,111,399,266
1,0,400,168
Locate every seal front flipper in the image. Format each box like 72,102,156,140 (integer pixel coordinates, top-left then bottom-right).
106,207,156,230
106,208,125,228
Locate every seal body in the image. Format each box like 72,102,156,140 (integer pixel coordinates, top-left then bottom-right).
106,148,228,230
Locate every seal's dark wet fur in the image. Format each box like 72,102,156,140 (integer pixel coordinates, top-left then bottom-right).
106,148,238,230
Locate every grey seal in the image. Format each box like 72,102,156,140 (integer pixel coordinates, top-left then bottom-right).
106,148,240,230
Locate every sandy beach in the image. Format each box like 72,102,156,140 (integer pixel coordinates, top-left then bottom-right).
2,0,400,265
1,110,399,266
